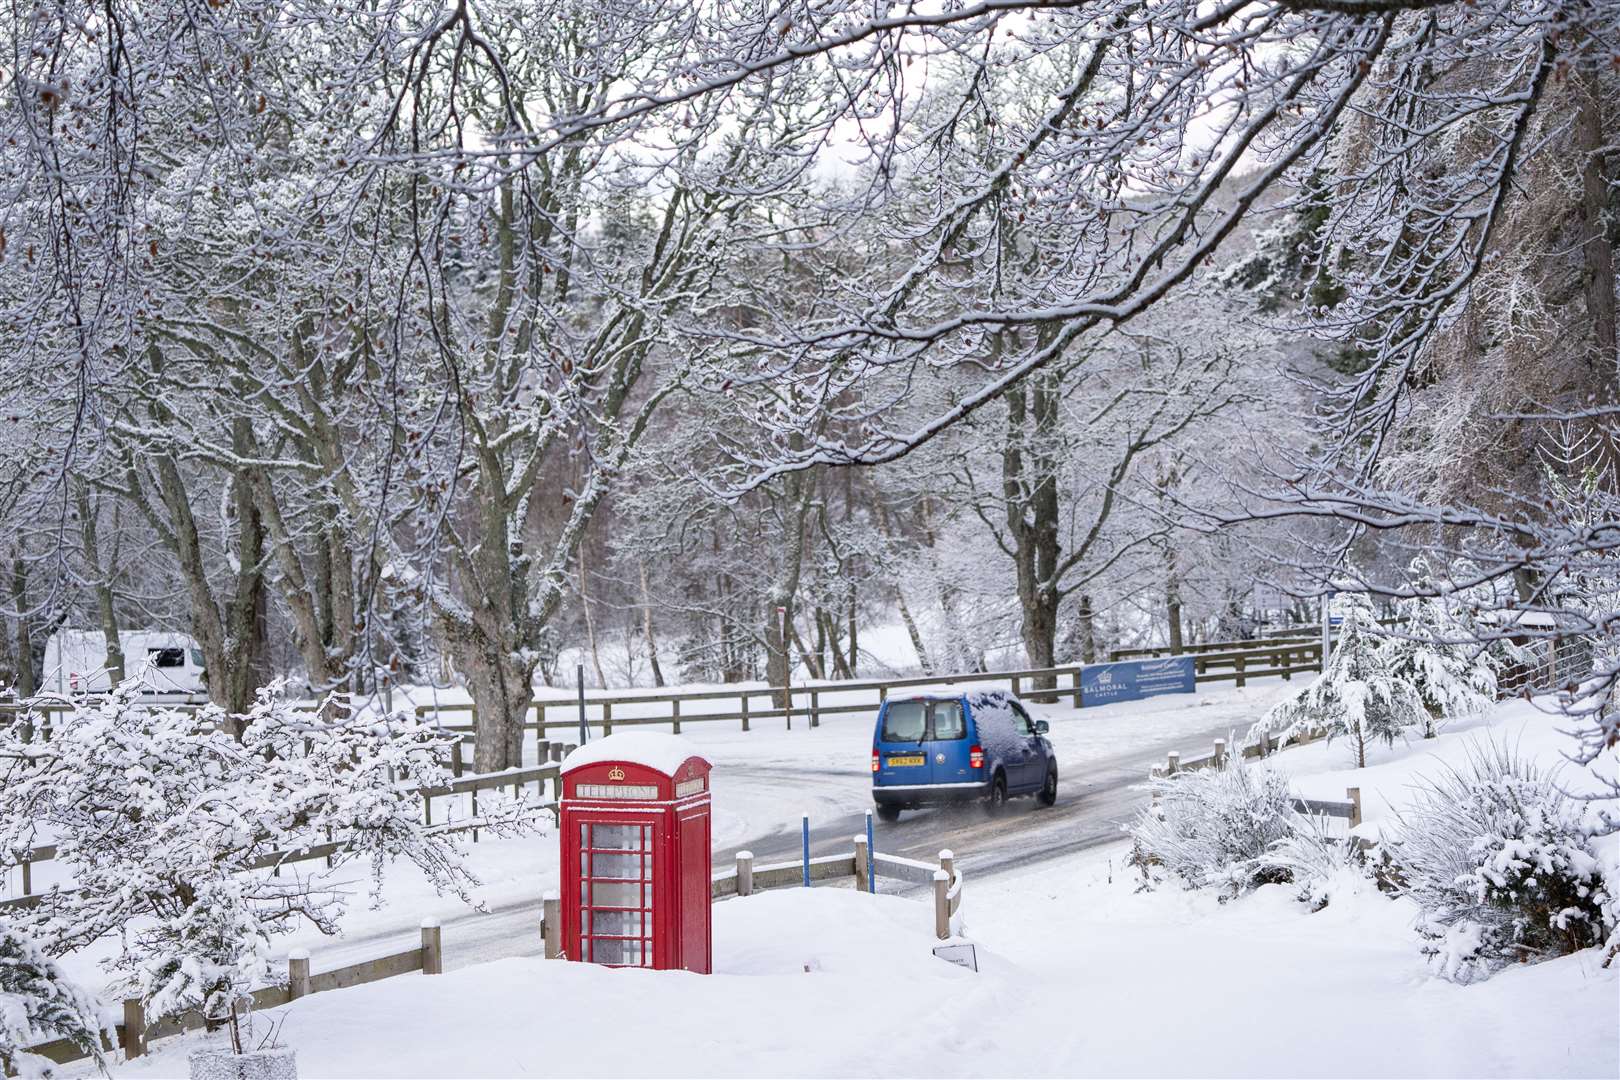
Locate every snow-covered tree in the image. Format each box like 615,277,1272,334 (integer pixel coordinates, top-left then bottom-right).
0,678,539,1038
0,920,107,1078
1253,597,1428,768
1390,744,1614,983
1382,558,1503,737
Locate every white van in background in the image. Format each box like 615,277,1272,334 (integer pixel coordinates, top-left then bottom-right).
41,629,208,699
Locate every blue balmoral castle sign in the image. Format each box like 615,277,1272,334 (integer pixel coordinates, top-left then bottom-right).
1079,656,1196,706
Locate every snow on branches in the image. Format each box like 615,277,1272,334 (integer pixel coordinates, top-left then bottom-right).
0,921,109,1079
0,678,540,1039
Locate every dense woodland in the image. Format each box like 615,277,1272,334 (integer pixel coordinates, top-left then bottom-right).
0,0,1612,772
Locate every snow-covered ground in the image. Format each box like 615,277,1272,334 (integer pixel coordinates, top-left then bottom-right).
70,695,1618,1078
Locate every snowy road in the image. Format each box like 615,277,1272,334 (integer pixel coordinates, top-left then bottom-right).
716,709,1243,879
299,704,1258,975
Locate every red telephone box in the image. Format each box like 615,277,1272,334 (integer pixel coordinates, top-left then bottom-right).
560,733,713,974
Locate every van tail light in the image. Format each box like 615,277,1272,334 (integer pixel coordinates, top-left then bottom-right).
970,745,985,770
871,750,880,774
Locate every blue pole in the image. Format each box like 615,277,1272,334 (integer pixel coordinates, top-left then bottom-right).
802,814,811,887
865,809,876,894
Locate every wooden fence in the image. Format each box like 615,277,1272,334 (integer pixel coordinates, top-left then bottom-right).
24,921,446,1068
417,641,1324,748
1146,731,1366,837
1,762,562,911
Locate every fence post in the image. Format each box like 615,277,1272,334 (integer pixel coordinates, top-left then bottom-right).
470,788,479,844
878,685,888,704
1167,750,1180,775
810,688,820,729
288,949,311,1001
1234,655,1247,688
423,791,432,827
938,848,954,883
671,699,681,735
602,702,613,736
853,834,869,892
1347,787,1363,830
1071,668,1082,708
549,743,564,763
451,739,465,778
420,918,443,975
933,869,950,940
535,893,560,960
1281,646,1292,681
736,851,754,897
740,692,751,732
21,857,30,896
122,998,146,1059
1214,738,1226,769
1010,675,1021,697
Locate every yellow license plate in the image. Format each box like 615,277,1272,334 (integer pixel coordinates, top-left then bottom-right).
887,755,925,767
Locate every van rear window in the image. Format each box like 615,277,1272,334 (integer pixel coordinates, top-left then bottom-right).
880,701,927,742
879,700,966,742
148,647,184,668
932,701,966,740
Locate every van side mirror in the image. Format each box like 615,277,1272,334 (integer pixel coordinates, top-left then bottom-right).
1034,720,1050,735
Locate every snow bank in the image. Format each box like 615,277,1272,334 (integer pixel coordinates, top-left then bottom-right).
95,890,1011,1079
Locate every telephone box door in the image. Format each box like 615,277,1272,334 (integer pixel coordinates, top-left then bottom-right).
576,817,663,968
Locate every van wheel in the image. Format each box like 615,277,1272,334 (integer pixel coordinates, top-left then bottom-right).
984,773,1008,814
1038,765,1058,807
875,804,901,823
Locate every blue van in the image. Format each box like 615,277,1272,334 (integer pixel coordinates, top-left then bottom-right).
870,689,1057,821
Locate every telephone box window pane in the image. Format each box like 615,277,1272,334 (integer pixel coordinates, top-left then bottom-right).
588,881,642,908
591,909,645,937
590,938,643,966
590,824,642,851
590,852,642,879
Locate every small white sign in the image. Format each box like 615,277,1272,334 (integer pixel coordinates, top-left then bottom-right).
932,942,979,972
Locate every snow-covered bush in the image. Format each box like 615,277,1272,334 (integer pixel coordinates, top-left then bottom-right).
1128,762,1302,897
0,678,542,1048
1251,596,1428,767
1388,743,1614,983
0,919,108,1078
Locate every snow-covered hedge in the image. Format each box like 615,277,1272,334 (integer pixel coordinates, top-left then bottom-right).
1128,762,1327,898
1388,743,1615,983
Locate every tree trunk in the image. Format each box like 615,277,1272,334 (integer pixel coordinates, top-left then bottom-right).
846,590,858,676
895,585,933,674
1573,63,1618,483
74,483,124,685
1077,593,1096,665
578,546,607,691
1004,370,1062,691
765,598,792,707
1167,578,1185,656
11,555,34,698
638,561,665,688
